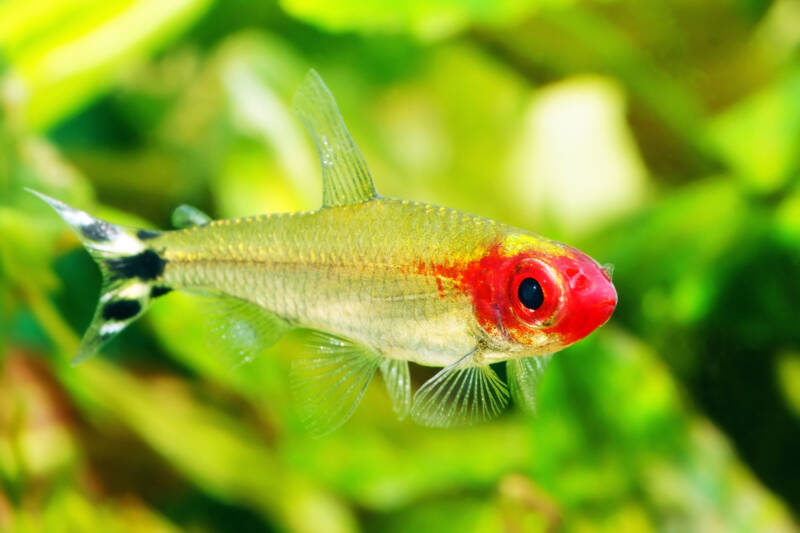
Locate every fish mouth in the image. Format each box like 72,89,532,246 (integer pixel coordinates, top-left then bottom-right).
573,285,617,339
549,250,618,344
597,297,617,310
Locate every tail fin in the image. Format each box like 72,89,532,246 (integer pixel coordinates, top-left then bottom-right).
28,190,171,363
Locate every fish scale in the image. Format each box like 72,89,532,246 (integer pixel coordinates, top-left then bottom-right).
157,200,500,366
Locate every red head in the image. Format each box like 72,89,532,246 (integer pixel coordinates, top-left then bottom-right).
464,233,617,358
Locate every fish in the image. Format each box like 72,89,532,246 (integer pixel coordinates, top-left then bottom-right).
30,70,617,435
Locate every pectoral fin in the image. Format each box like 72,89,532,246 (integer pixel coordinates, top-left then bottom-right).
507,355,552,414
291,331,381,436
411,352,510,428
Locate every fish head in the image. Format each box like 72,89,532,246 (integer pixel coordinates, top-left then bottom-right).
468,233,617,358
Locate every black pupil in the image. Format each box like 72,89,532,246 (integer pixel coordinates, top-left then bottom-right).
518,278,544,310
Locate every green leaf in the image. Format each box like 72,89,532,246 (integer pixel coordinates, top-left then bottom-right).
71,359,358,533
1,0,213,129
708,68,800,193
279,0,563,41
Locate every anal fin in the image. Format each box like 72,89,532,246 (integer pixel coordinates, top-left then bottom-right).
194,292,290,367
291,331,381,437
411,351,509,428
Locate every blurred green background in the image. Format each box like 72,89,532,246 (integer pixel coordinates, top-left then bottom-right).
1,0,799,531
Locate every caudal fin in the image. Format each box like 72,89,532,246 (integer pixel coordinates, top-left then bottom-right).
29,190,171,363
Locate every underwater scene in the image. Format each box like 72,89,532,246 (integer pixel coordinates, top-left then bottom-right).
1,0,799,531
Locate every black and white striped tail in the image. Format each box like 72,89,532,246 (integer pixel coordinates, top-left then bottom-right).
28,189,171,363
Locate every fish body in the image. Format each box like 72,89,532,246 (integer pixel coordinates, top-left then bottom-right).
160,199,494,368
158,199,613,367
32,70,617,434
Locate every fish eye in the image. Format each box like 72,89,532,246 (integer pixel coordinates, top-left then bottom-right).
508,259,562,327
517,277,544,310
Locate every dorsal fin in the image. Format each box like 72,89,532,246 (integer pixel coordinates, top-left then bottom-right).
292,69,377,207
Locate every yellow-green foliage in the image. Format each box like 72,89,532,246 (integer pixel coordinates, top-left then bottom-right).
1,1,799,531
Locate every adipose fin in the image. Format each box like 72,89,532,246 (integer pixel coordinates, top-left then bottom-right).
171,204,211,229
